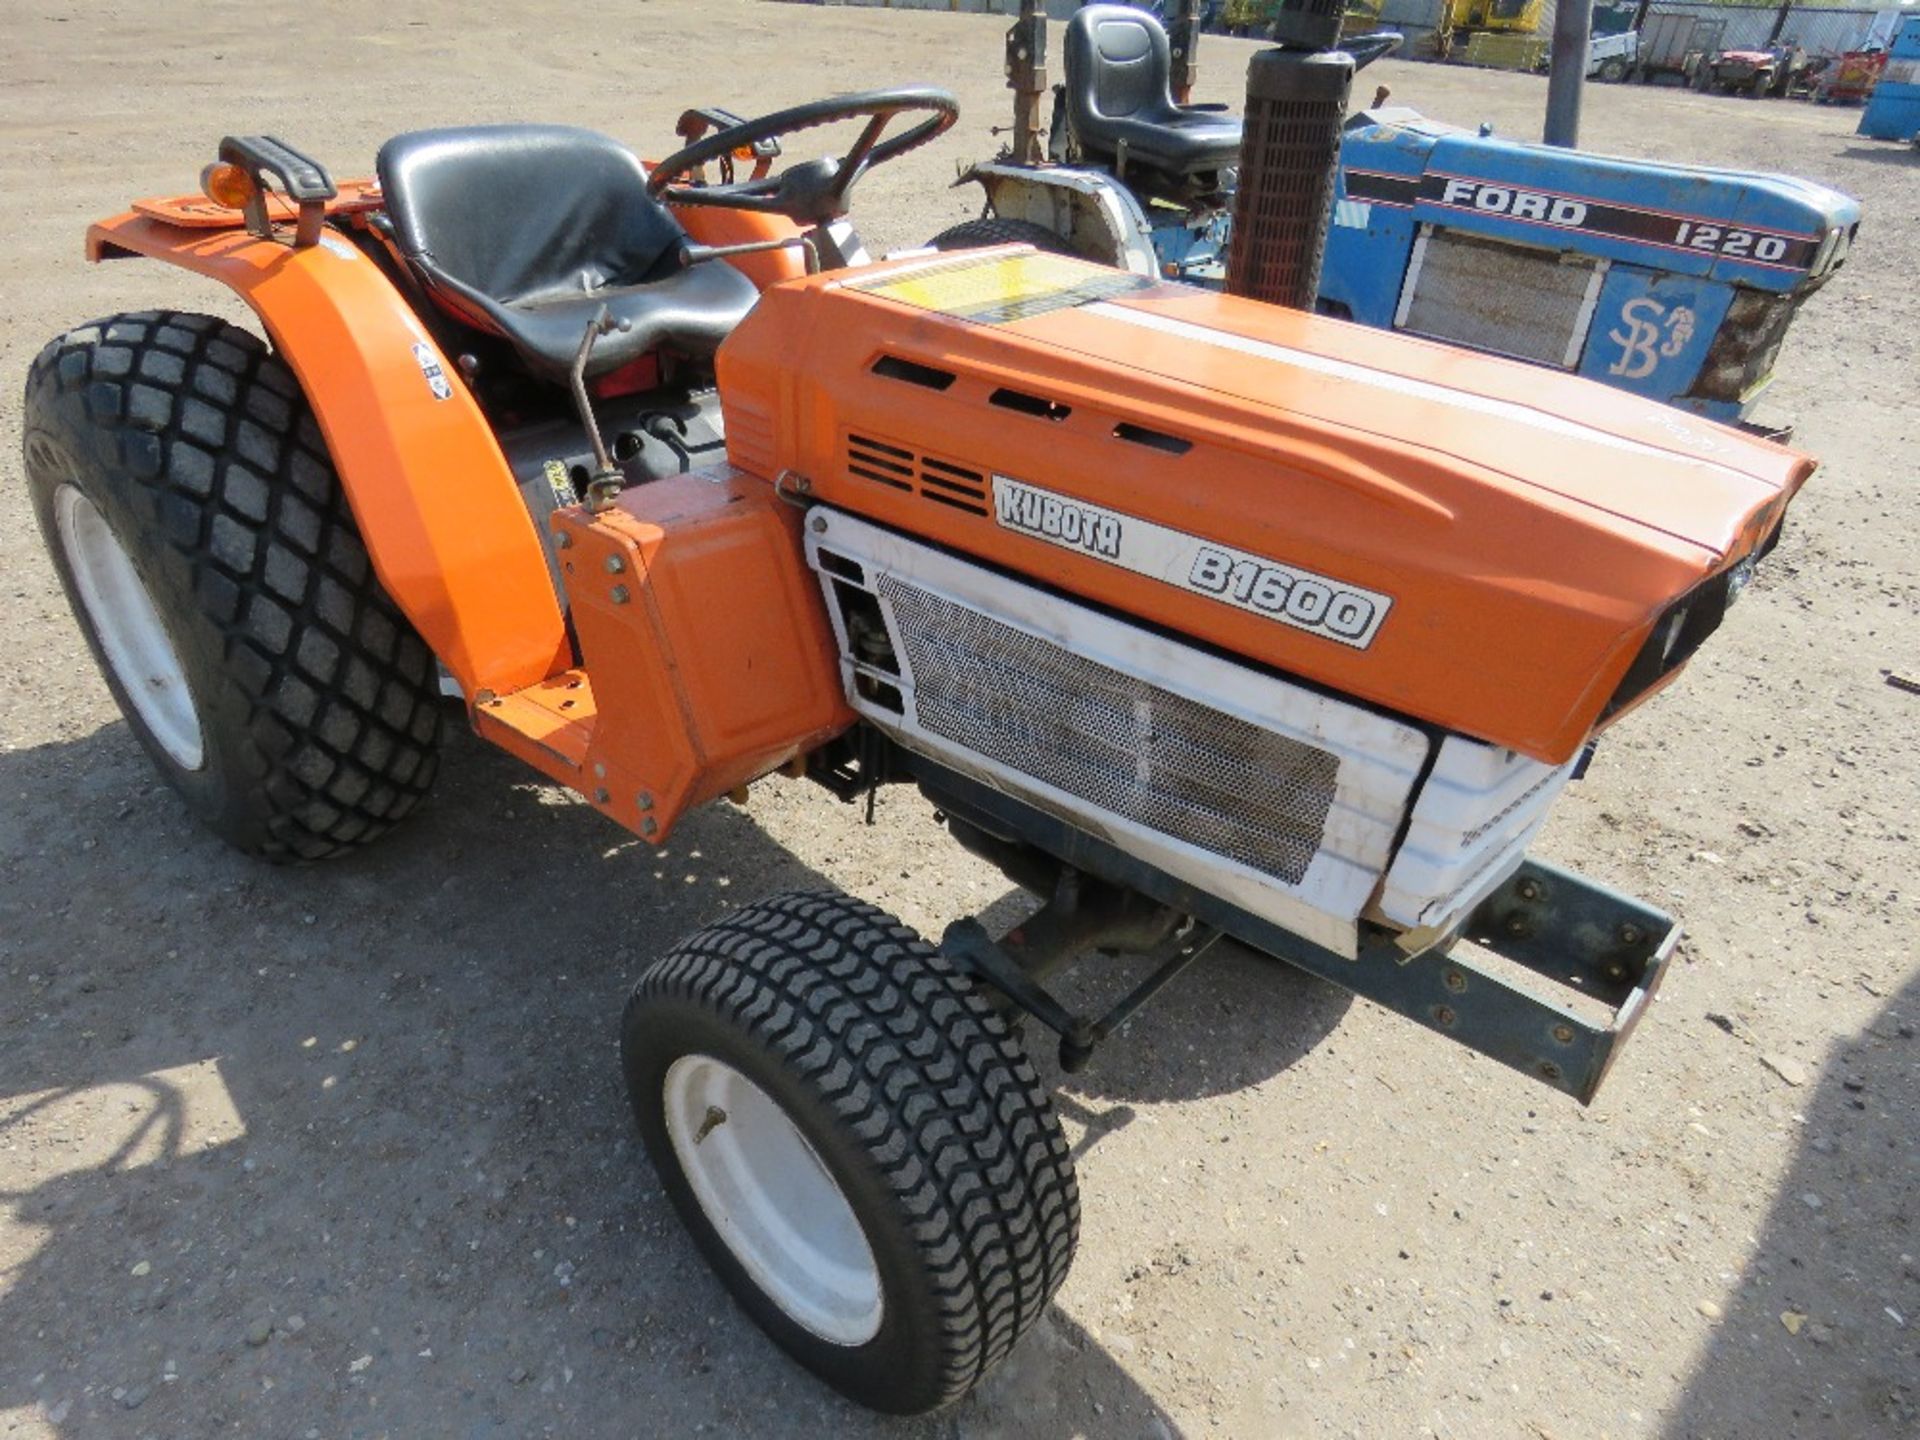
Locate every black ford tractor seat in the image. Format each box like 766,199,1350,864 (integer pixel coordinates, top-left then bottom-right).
1063,5,1242,178
375,125,759,383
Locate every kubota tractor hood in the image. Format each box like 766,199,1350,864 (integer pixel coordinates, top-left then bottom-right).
716,248,1814,764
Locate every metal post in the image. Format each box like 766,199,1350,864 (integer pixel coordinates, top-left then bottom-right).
1544,0,1595,146
1006,0,1049,166
1765,0,1792,46
1168,0,1206,104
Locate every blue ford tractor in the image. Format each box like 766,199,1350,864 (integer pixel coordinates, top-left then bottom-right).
1322,110,1859,426
948,2,1860,431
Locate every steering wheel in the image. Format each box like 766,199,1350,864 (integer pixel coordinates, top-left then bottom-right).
647,87,959,226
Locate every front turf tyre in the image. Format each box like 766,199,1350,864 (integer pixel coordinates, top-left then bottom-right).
621,891,1079,1414
21,311,443,862
929,216,1076,255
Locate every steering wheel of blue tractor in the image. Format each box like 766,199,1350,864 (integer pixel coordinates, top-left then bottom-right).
646,87,960,227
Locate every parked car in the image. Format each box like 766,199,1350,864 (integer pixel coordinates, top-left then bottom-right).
1702,47,1782,96
1589,28,1640,82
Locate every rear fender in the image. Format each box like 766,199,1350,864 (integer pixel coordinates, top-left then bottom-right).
86,213,570,697
959,163,1159,276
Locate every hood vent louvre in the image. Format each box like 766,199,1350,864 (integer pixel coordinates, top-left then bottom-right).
845,433,989,516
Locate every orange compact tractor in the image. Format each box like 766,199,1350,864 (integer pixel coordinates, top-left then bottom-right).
23,92,1811,1413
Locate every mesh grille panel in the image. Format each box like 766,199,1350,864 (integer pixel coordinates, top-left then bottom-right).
1400,229,1600,369
877,575,1338,886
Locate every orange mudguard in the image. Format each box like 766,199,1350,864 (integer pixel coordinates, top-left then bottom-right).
86,213,570,697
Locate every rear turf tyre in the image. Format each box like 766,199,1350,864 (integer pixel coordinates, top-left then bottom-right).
1597,57,1629,83
21,311,443,862
929,216,1076,256
621,890,1079,1414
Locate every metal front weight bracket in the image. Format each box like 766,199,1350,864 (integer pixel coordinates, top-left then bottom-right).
917,760,1677,1105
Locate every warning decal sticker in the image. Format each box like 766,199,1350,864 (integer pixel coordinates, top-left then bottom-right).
410,341,454,401
846,250,1155,325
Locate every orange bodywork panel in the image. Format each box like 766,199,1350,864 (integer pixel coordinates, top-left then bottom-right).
716,249,1813,764
670,203,809,291
477,468,853,843
86,200,837,847
86,212,570,697
131,178,385,228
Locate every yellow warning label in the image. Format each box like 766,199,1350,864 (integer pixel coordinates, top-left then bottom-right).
847,250,1155,325
541,457,576,508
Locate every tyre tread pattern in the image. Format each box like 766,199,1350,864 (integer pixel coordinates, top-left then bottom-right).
630,890,1079,1410
929,217,1077,255
24,312,441,860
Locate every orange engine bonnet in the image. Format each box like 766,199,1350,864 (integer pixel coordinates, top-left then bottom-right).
714,248,1813,764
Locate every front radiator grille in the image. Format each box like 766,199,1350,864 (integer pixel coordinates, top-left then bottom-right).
806,507,1433,959
1398,228,1603,369
878,575,1337,886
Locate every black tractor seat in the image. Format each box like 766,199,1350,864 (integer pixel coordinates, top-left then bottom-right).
1063,5,1242,178
375,125,759,383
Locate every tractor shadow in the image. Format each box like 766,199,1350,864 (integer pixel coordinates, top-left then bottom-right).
1030,935,1355,1109
960,872,1356,1110
1660,970,1919,1440
1835,143,1920,168
0,722,1187,1440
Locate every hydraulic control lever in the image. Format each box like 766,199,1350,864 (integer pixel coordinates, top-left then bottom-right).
677,233,818,274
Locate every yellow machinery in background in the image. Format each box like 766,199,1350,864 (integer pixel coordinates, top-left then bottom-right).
1243,0,1547,61
1342,0,1385,37
1438,0,1549,63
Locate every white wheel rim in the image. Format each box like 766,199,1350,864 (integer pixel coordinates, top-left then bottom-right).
664,1053,883,1346
53,484,205,771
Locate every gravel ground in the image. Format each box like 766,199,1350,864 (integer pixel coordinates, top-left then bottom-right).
1,3,1915,1438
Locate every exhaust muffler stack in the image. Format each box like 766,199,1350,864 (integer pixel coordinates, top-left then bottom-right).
1226,0,1354,310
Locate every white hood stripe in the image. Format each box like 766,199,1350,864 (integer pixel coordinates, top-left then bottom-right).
1083,301,1759,487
